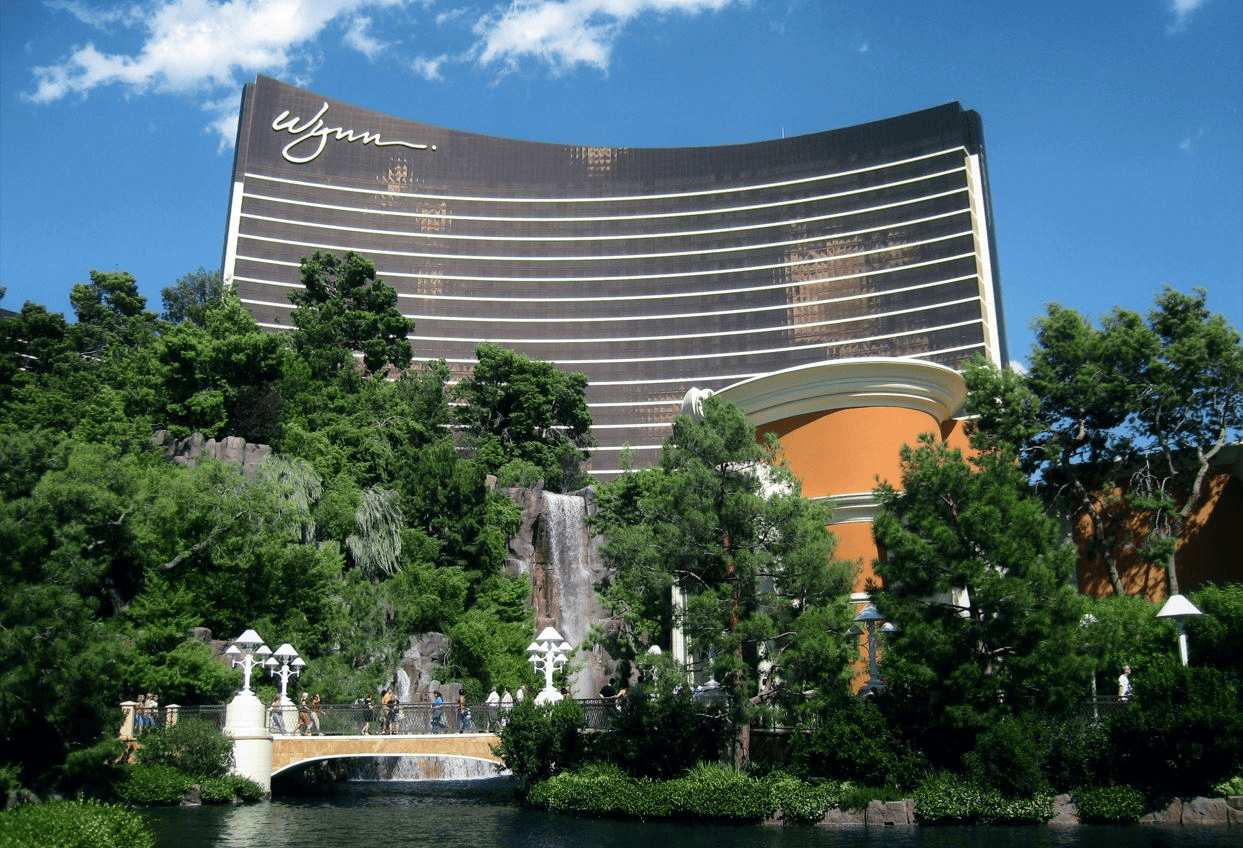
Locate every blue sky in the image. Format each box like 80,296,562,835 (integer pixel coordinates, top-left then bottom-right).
2,0,1239,364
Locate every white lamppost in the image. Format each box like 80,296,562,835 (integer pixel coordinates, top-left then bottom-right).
1156,593,1203,666
527,626,570,704
265,643,304,706
850,603,895,696
224,629,271,695
223,628,275,794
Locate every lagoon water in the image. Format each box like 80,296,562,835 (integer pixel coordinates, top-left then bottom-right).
142,779,1233,848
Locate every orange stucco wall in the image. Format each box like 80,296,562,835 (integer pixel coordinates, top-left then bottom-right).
1076,472,1243,600
759,404,973,596
762,406,947,500
826,521,881,592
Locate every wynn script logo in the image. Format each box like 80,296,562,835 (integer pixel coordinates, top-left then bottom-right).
272,102,437,164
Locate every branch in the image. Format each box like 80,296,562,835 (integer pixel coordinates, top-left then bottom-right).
157,511,245,571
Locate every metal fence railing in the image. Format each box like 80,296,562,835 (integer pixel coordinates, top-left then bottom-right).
137,694,1131,741
157,698,622,736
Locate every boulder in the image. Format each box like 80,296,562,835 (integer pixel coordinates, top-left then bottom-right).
1140,797,1182,825
1183,796,1230,825
1048,794,1079,826
820,806,867,826
866,799,913,826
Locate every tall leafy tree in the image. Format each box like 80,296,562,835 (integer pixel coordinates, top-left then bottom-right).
288,250,414,381
160,266,224,326
155,289,287,441
592,395,854,727
453,342,594,493
872,435,1091,742
966,286,1242,595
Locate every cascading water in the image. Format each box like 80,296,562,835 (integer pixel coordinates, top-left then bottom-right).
531,491,611,699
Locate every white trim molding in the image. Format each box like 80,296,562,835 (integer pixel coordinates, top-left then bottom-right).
715,357,968,426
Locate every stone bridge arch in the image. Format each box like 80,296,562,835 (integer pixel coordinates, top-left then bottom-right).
270,734,505,779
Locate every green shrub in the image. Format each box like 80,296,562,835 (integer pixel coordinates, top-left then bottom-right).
1213,775,1243,796
134,718,232,778
1105,658,1243,795
0,798,154,848
586,689,730,780
1073,785,1145,823
114,764,194,806
977,793,1054,825
766,773,839,823
962,715,1050,797
787,695,927,790
1041,715,1110,792
527,763,674,819
226,774,265,802
494,698,587,793
674,762,776,822
196,773,262,804
913,772,1051,825
198,777,234,805
0,764,25,800
58,738,128,798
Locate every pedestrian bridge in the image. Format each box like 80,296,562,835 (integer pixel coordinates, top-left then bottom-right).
270,732,503,778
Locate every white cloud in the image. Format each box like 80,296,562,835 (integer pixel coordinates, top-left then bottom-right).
471,0,744,75
1169,0,1208,32
411,53,449,80
343,14,389,59
22,0,748,146
48,0,148,29
24,0,405,145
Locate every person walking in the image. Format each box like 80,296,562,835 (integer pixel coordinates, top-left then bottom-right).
431,691,445,732
484,687,500,731
360,694,375,735
269,693,286,735
499,687,513,727
1118,665,1133,702
295,693,312,735
381,689,399,734
310,693,323,735
457,693,471,732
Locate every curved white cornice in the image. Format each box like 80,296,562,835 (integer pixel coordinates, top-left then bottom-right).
811,491,883,525
715,357,968,425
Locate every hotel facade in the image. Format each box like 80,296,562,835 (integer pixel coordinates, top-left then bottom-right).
224,76,1011,587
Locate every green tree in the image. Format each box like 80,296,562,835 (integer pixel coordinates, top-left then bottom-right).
966,287,1242,595
288,251,414,380
160,266,224,326
154,290,287,440
453,342,594,492
592,395,854,736
872,435,1091,755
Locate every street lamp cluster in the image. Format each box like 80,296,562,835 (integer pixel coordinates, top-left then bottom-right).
527,626,571,704
225,629,304,715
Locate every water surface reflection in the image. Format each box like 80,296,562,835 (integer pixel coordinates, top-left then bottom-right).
143,780,1229,848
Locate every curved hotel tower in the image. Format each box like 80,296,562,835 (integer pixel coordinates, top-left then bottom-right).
224,76,1006,516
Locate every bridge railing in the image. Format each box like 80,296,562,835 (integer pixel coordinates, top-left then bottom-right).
165,699,622,736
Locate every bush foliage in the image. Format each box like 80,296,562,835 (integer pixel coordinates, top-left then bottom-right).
114,764,195,806
0,799,153,848
913,772,1053,825
1072,785,1146,823
788,695,927,790
134,718,232,778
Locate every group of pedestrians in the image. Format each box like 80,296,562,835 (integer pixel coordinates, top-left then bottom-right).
483,686,523,730
132,693,159,734
267,692,324,734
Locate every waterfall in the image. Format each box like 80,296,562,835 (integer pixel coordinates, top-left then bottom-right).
532,491,610,698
